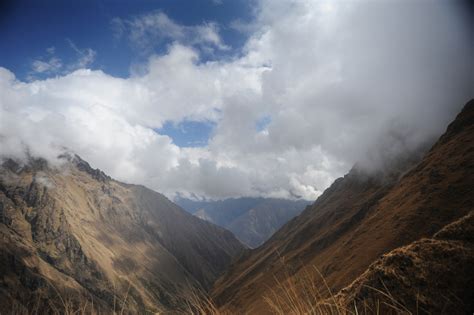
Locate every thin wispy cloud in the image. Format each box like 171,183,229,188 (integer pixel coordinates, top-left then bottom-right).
30,46,62,76
112,11,229,54
66,39,97,70
28,41,96,80
31,57,62,74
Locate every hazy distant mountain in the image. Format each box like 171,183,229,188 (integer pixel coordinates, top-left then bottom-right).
212,100,474,314
0,154,244,313
175,197,311,248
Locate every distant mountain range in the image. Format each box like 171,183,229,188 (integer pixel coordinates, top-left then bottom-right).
0,154,244,313
175,197,311,247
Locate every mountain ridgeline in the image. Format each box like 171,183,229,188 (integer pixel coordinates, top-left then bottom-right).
0,154,244,313
211,100,474,314
175,197,311,248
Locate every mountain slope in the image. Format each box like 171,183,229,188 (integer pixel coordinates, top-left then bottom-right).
212,99,474,313
176,197,310,247
0,155,245,313
335,211,474,314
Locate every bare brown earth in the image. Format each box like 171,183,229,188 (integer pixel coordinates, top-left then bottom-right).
0,155,245,313
212,99,474,314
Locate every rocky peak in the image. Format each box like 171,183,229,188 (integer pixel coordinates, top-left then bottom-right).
58,153,111,182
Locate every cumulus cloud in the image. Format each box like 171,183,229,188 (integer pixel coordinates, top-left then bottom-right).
210,0,473,171
1,0,473,201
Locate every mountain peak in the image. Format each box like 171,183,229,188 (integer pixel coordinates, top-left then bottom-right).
59,153,111,182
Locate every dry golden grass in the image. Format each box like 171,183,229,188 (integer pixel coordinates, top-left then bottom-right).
178,285,224,315
5,273,418,315
3,283,418,315
263,266,345,315
261,265,415,315
5,264,419,315
172,263,418,315
5,276,138,315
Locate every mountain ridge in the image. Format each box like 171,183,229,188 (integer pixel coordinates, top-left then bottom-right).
0,153,245,313
211,99,474,314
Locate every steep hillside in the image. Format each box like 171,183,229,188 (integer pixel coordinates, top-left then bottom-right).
176,197,310,247
0,155,244,313
212,100,474,313
335,211,474,314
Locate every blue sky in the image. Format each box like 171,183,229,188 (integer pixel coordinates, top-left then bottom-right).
0,0,255,148
157,120,216,147
0,0,253,78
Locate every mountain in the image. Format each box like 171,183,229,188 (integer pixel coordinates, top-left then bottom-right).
211,100,474,314
0,154,245,313
175,197,311,248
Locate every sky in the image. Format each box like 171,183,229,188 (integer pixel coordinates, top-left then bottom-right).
0,0,473,201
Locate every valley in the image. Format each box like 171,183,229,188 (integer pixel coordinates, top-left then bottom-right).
176,197,311,248
0,100,472,314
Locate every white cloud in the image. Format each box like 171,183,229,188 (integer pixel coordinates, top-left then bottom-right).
1,0,473,201
113,11,229,53
31,57,62,74
29,43,96,79
31,46,63,74
67,39,97,69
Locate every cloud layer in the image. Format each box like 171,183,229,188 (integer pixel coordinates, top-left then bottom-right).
1,0,472,200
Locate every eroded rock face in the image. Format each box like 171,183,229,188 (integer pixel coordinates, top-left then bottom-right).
0,155,245,313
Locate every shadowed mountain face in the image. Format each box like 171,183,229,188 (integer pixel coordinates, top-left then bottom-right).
0,155,244,313
212,100,474,314
175,197,311,248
